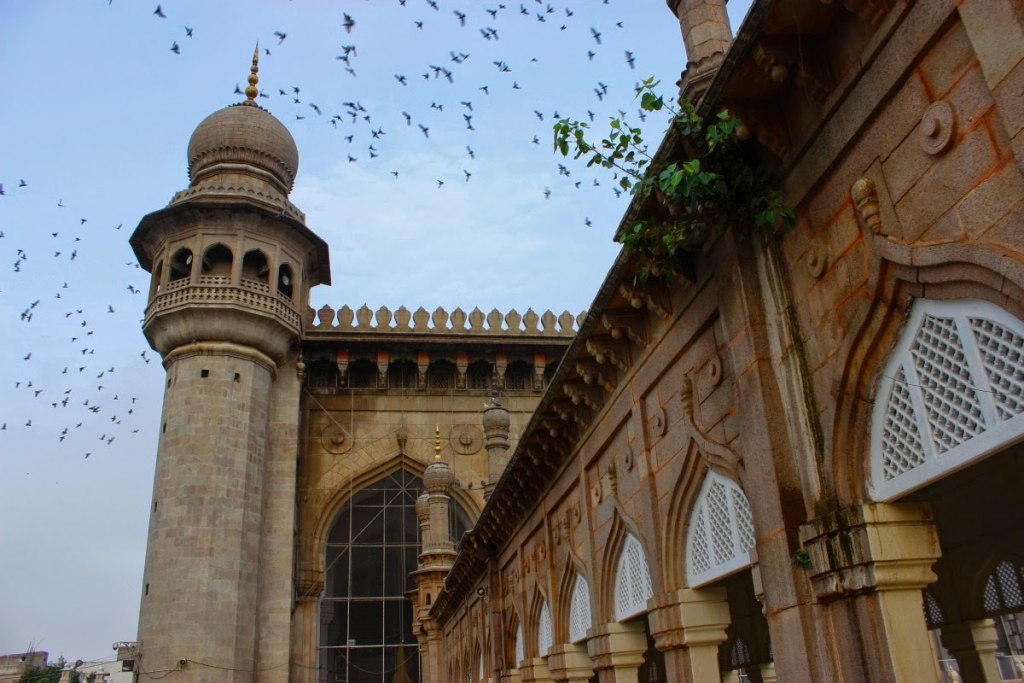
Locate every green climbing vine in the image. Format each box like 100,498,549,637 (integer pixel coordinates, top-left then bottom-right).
554,78,794,278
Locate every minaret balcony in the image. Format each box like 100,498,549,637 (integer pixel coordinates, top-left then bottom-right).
143,276,301,362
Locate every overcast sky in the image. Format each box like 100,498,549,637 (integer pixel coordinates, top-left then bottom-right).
0,0,752,665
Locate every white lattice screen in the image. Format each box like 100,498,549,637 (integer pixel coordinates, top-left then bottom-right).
514,622,524,666
614,532,654,621
923,589,945,629
983,561,1024,616
537,599,553,656
568,573,593,643
685,471,756,588
871,300,1024,500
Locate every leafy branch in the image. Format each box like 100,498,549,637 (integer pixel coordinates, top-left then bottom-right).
554,78,794,278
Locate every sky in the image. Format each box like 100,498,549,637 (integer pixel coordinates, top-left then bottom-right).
0,0,752,666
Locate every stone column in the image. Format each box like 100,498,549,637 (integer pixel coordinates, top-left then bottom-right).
547,643,596,682
799,502,942,682
648,588,731,683
587,622,648,683
520,657,554,682
940,619,1003,683
483,393,511,499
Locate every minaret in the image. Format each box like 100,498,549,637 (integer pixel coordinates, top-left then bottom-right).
410,428,457,683
129,50,329,681
482,390,511,498
666,0,733,100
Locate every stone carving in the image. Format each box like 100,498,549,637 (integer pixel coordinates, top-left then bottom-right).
806,242,828,279
648,406,667,438
680,375,742,479
321,421,353,455
851,177,882,234
394,305,412,330
450,424,484,455
706,354,723,387
311,304,584,335
919,101,955,155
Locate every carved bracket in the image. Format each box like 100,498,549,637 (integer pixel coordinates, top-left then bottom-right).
679,375,741,479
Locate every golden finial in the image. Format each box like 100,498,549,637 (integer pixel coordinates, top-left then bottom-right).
434,425,442,460
245,43,260,102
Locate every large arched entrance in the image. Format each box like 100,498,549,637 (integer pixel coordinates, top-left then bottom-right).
319,468,471,682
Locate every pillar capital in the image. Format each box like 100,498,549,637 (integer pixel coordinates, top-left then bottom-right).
586,621,647,674
798,502,940,601
546,643,595,682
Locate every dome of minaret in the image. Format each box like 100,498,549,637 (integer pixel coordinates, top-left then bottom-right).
184,47,299,197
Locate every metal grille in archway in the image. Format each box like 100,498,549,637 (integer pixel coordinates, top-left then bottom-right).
319,469,471,683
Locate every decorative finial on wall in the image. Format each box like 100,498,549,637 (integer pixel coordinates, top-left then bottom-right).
245,43,260,102
434,425,442,461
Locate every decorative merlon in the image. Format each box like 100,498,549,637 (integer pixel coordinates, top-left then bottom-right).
307,304,585,336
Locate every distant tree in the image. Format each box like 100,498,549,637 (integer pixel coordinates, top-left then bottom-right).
18,657,80,683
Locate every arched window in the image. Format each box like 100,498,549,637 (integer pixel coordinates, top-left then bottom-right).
388,359,418,389
505,361,533,392
983,561,1024,616
685,471,755,588
614,532,653,621
871,299,1024,500
467,361,493,391
514,621,525,667
150,260,163,298
320,469,471,683
277,263,294,300
537,598,553,657
200,243,232,277
241,249,270,284
568,573,592,643
169,247,193,282
427,360,456,390
348,359,378,389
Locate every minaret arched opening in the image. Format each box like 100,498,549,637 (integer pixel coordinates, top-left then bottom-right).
277,263,294,300
201,243,233,278
242,249,270,285
168,247,193,283
150,260,163,299
320,468,471,683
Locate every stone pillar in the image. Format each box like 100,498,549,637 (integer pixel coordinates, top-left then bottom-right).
940,619,1003,683
520,657,554,682
799,502,942,682
587,622,648,683
483,393,511,499
665,0,733,100
648,588,731,683
547,643,596,682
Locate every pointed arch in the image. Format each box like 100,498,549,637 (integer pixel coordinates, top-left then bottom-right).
827,238,1024,507
981,559,1024,617
534,591,553,657
662,439,710,589
685,470,756,588
614,532,654,621
200,242,232,277
568,570,593,643
555,552,593,644
870,299,1024,500
514,620,525,668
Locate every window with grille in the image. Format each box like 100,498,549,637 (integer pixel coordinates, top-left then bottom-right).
537,599,553,657
514,622,525,667
923,589,945,629
388,360,418,389
467,361,493,391
871,300,1024,501
309,361,337,393
505,361,533,392
319,469,471,683
685,471,755,588
983,561,1024,616
427,361,456,390
568,573,592,643
348,359,378,389
614,532,654,621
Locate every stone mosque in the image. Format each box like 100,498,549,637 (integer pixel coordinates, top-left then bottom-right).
128,1,1024,681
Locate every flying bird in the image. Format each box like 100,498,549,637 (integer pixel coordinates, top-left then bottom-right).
342,14,355,32
589,27,601,44
153,4,166,18
170,41,180,54
274,31,287,44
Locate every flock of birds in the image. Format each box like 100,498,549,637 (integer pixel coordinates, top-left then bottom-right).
2,0,681,463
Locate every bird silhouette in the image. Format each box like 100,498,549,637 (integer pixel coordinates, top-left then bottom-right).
153,4,166,18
